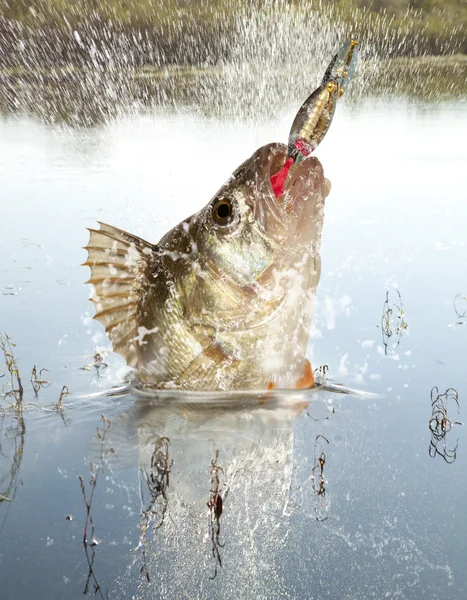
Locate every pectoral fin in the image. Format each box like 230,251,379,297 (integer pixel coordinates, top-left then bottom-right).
83,222,155,367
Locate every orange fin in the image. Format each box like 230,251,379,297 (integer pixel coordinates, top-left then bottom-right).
258,380,276,405
295,359,315,389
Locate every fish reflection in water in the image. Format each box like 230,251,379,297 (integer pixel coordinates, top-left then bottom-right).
97,389,333,595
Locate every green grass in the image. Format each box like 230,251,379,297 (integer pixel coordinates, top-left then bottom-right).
0,0,465,70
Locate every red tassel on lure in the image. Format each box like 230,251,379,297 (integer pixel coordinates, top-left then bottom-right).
270,157,293,198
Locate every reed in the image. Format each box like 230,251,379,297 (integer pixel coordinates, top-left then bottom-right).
0,332,24,410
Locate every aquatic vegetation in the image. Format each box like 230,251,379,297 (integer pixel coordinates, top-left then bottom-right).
282,432,330,521
138,436,171,582
1,334,68,412
311,434,330,522
55,385,71,425
80,352,109,377
55,385,70,410
78,415,114,597
429,387,462,464
454,293,467,323
207,450,229,580
0,335,26,513
0,405,25,508
0,333,72,439
379,289,408,356
30,365,50,397
0,332,24,409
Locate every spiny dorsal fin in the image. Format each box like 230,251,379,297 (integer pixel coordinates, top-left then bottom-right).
83,222,155,368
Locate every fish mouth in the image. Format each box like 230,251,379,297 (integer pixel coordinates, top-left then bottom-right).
259,143,326,213
281,156,326,215
254,144,327,246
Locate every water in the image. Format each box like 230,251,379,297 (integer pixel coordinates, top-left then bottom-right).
1,89,467,599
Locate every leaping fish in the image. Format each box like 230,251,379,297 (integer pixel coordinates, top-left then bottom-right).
83,40,358,392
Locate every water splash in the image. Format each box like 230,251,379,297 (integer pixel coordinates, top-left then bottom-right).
1,2,465,125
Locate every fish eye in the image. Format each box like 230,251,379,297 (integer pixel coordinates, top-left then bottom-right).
212,199,234,226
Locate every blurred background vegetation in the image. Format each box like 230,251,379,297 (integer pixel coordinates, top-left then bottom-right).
0,0,465,69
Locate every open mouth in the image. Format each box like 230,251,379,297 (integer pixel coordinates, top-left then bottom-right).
270,154,326,217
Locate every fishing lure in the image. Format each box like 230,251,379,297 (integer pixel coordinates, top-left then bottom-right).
270,39,358,197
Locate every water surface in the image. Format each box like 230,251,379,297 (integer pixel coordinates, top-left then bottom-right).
1,94,466,599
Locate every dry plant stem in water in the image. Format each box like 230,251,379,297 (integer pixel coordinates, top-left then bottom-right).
207,450,229,580
380,290,408,356
0,334,27,508
0,407,26,506
138,436,171,582
30,365,51,397
454,294,467,322
311,434,330,521
56,385,70,410
78,415,114,598
0,333,24,409
428,387,462,464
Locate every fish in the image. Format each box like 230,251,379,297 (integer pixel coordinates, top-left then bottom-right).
84,147,328,391
84,41,358,392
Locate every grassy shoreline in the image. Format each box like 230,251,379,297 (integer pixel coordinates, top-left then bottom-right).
2,53,465,81
0,1,465,72
0,54,465,126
